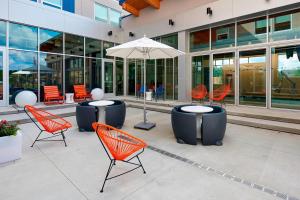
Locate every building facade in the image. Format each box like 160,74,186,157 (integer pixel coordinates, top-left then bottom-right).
0,0,300,111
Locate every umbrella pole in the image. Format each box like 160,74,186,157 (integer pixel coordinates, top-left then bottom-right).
134,58,156,131
143,58,146,123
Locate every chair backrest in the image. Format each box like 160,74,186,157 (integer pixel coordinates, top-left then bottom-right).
92,123,147,161
24,105,72,133
213,84,231,98
74,85,88,96
192,84,207,99
44,86,60,98
140,85,147,93
156,85,164,94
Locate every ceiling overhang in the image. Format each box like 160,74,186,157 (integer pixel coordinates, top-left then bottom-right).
119,0,161,17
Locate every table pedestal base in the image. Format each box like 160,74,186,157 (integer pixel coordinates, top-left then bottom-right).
134,122,156,130
98,107,106,123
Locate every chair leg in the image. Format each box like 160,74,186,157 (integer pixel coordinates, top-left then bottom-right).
61,131,67,147
31,131,43,147
100,159,114,193
136,156,146,174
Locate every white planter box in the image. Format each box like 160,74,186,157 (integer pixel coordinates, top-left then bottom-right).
0,131,22,164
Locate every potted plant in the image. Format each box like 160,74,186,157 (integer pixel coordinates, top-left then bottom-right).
0,120,22,164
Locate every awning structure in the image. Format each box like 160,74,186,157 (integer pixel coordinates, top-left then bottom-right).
119,0,161,17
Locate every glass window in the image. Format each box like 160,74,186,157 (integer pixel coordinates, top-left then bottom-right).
190,29,210,52
271,46,300,109
156,59,165,99
161,34,178,49
85,37,102,58
136,60,143,96
127,59,136,96
85,58,102,91
174,58,178,100
43,0,62,8
211,24,235,49
192,55,210,96
166,59,174,100
65,33,84,56
9,23,38,51
213,53,235,104
95,3,108,22
104,61,114,93
110,9,121,25
103,41,114,58
237,17,267,46
0,21,6,46
40,53,63,101
0,51,3,100
269,9,300,41
9,50,38,102
65,56,84,93
239,49,266,106
39,28,63,53
116,58,124,96
146,60,155,92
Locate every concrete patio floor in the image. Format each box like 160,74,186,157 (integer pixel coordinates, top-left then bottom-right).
0,107,300,200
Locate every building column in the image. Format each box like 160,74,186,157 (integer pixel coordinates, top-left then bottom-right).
177,31,191,102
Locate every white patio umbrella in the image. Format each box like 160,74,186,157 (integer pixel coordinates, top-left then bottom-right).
107,36,185,130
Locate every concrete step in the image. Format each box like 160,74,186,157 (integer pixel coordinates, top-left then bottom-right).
126,102,300,135
123,98,300,125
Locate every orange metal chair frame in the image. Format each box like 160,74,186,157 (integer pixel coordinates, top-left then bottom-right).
192,84,208,102
92,122,147,193
209,84,231,106
24,105,72,147
44,85,64,105
73,85,92,101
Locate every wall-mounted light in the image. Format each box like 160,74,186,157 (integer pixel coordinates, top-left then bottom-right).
169,19,175,26
207,7,213,16
108,31,113,36
129,32,135,37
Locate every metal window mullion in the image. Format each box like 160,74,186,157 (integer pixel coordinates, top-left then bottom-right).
164,59,166,100
154,59,157,96
37,28,40,103
63,33,65,95
209,53,213,103
235,49,239,106
173,58,175,100
5,21,9,105
266,46,271,109
83,37,86,86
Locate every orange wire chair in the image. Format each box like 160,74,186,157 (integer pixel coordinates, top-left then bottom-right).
209,84,231,106
92,122,147,193
44,85,64,105
73,85,92,102
192,84,208,102
24,105,72,147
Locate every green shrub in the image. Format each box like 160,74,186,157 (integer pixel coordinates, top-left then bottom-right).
0,120,19,137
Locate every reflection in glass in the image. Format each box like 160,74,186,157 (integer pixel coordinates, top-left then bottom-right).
65,56,84,92
39,28,63,53
116,58,124,96
156,59,165,99
166,59,174,99
9,23,38,51
239,49,266,106
85,37,102,58
40,53,63,101
9,50,38,102
237,17,267,46
104,62,113,93
110,9,121,25
0,51,3,100
213,53,235,103
103,41,114,58
136,60,143,96
269,9,300,41
161,34,178,49
0,21,6,46
127,60,136,96
192,55,210,96
174,58,178,100
95,3,108,22
85,58,102,91
146,60,155,92
190,29,210,52
211,24,235,49
65,33,84,56
271,46,300,109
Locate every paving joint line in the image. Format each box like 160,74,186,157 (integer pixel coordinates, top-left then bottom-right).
147,145,299,200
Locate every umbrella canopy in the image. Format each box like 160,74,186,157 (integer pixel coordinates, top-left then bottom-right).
106,36,184,59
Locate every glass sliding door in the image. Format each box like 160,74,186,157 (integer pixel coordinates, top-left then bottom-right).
103,60,114,94
0,48,5,105
85,58,102,91
192,55,210,98
166,59,174,99
239,49,266,106
271,45,300,109
116,58,124,96
146,60,155,92
127,59,135,96
136,60,143,97
65,56,84,93
213,53,235,104
156,59,165,99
